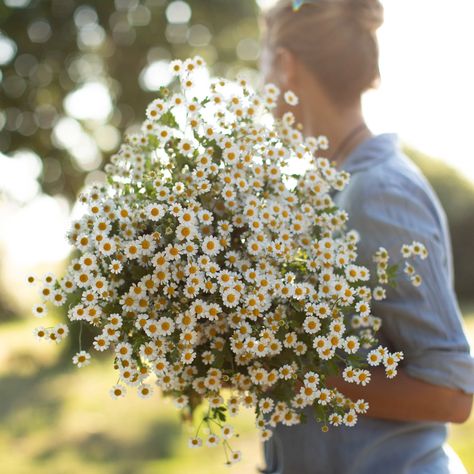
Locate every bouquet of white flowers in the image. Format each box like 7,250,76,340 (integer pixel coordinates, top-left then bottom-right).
29,56,427,465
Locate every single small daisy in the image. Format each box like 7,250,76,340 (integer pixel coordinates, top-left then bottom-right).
283,90,299,106
33,326,47,341
137,383,154,399
33,303,47,318
205,433,220,447
188,437,202,448
72,350,91,368
229,450,242,464
109,384,127,399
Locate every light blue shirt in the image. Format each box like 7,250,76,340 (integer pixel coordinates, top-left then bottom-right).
261,133,474,474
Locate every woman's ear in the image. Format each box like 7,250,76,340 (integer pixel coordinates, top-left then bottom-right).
273,46,299,92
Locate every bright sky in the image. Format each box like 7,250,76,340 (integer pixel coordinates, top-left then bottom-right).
257,0,474,182
364,0,474,183
2,0,474,299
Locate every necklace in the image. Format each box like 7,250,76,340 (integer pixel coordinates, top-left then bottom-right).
329,122,368,163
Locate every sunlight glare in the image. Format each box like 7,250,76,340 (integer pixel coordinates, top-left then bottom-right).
64,82,113,121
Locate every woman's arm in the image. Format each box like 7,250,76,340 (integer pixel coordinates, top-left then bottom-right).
329,173,474,423
325,367,473,424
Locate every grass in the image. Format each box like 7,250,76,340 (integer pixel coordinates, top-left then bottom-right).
0,317,265,474
0,311,473,474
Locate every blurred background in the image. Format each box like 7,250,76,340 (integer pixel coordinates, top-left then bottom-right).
0,0,473,473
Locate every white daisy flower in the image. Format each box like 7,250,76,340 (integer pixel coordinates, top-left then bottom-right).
229,450,242,464
316,388,332,405
115,342,133,359
146,203,166,221
33,303,47,318
303,315,321,334
354,369,371,386
33,326,47,341
385,367,398,378
93,334,110,352
109,384,127,399
137,383,154,399
342,366,357,383
329,413,343,426
263,82,280,98
283,90,299,106
221,424,234,439
355,300,370,317
343,409,358,427
157,317,175,336
354,399,369,414
411,274,422,287
205,433,220,447
181,348,196,364
72,350,91,368
188,437,202,448
259,429,273,441
401,244,412,258
146,98,167,121
343,336,360,354
279,364,295,380
98,237,116,256
169,59,183,75
174,394,189,409
372,286,386,300
304,371,320,387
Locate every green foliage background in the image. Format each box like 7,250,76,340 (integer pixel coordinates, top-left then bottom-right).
406,147,474,301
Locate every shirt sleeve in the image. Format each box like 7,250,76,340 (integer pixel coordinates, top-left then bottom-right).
346,172,474,394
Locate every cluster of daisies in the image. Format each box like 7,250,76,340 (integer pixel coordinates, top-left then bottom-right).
29,56,428,465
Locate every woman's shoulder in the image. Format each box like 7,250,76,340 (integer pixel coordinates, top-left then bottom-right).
335,143,452,272
348,144,428,195
339,139,445,229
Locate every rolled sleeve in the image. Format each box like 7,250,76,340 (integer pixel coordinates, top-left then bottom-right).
346,172,474,394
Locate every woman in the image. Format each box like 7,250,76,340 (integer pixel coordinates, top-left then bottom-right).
258,0,474,473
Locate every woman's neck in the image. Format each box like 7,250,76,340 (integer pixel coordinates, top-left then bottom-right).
300,96,372,169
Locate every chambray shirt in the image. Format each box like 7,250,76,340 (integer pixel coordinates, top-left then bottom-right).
261,133,474,474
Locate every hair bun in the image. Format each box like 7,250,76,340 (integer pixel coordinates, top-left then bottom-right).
350,0,384,33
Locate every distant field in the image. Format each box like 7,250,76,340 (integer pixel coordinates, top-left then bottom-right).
0,311,473,474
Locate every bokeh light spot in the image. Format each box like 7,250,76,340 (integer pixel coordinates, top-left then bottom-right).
64,82,113,121
73,5,98,27
0,35,17,65
27,19,52,43
4,0,31,7
128,5,152,26
165,1,191,24
0,150,42,203
187,24,211,47
236,38,260,61
139,60,173,91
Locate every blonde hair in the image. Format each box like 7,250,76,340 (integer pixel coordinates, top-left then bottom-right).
261,0,384,106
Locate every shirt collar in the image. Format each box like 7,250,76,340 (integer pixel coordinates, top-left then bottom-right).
336,132,400,175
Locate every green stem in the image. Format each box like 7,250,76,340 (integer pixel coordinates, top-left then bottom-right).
194,405,210,438
79,321,83,352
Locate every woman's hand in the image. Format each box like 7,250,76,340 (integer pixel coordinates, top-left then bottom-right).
325,366,473,424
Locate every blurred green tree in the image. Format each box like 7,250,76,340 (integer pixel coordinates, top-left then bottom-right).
0,0,259,324
0,0,259,201
405,146,474,303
